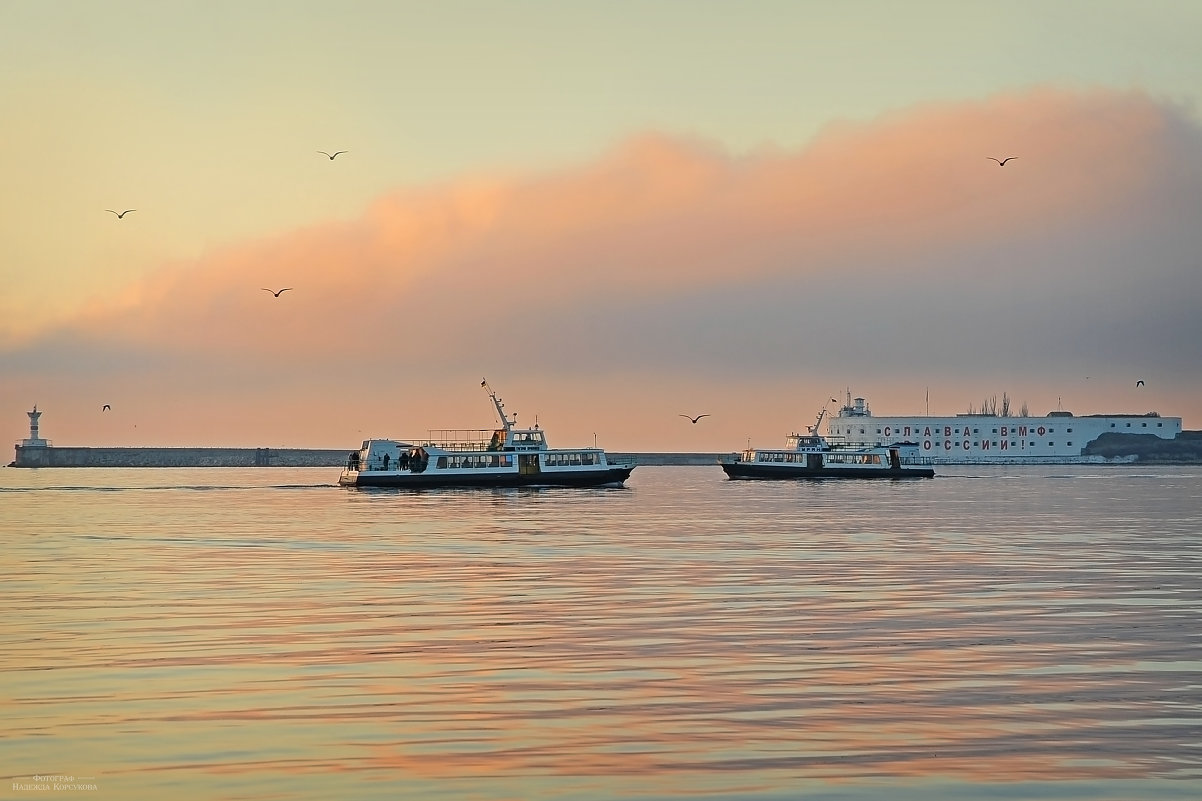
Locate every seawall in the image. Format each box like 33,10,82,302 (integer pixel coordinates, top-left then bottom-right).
11,446,350,468
10,446,734,468
609,452,734,466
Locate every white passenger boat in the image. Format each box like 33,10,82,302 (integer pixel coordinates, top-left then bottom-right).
720,406,935,480
338,381,635,489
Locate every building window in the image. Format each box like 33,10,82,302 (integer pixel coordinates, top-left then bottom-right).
1067,441,1073,446
973,428,979,434
1142,422,1147,427
1029,442,1035,446
992,428,997,434
1048,442,1054,446
1126,423,1131,427
1111,423,1116,428
1067,428,1073,433
1048,428,1054,433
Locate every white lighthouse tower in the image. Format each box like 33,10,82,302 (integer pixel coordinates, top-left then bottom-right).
22,405,48,447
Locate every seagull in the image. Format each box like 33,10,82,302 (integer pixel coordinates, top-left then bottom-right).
102,404,111,411
262,288,292,297
107,209,136,218
987,157,1017,166
1136,380,1145,387
679,414,710,424
317,150,347,160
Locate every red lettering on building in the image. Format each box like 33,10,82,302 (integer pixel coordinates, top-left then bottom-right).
944,440,951,450
1000,440,1009,450
884,426,892,438
904,426,911,437
1018,426,1028,437
963,440,971,450
924,427,932,437
981,440,991,450
1037,426,1045,436
923,440,931,450
944,426,951,437
1001,426,1008,437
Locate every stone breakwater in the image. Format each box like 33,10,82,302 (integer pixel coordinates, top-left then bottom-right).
9,447,735,468
10,446,350,468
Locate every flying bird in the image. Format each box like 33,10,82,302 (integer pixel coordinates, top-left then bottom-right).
102,404,111,411
262,288,292,297
107,209,136,218
987,157,1017,166
679,414,711,424
317,150,347,160
1136,380,1145,387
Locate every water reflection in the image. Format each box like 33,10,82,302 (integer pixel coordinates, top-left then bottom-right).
2,465,1200,799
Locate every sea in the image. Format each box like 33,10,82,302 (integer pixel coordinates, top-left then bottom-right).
2,464,1200,801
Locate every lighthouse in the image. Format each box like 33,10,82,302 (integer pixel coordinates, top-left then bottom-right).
22,406,48,447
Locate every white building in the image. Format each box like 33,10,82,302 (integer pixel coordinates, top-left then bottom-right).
826,396,1182,464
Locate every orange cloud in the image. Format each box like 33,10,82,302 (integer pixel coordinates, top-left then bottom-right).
4,87,1201,448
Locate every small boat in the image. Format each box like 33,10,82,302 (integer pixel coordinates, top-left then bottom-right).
339,381,635,489
720,406,935,480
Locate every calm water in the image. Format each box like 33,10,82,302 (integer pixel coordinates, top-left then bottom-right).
2,465,1200,800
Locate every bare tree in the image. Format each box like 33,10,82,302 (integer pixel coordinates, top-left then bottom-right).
1001,392,1011,417
1020,401,1029,416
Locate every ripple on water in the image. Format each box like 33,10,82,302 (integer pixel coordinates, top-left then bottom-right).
2,465,1200,799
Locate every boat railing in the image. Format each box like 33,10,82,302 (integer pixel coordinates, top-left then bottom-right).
419,429,497,451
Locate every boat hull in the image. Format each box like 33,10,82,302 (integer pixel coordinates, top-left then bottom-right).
720,461,934,480
341,465,634,489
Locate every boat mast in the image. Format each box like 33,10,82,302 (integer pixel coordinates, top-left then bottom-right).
481,379,515,433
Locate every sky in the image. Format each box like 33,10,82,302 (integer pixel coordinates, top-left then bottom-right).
2,0,1201,451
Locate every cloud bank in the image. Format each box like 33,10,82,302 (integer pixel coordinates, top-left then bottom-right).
4,87,1201,449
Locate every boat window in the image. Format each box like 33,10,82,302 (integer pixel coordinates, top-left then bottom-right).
437,457,448,469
